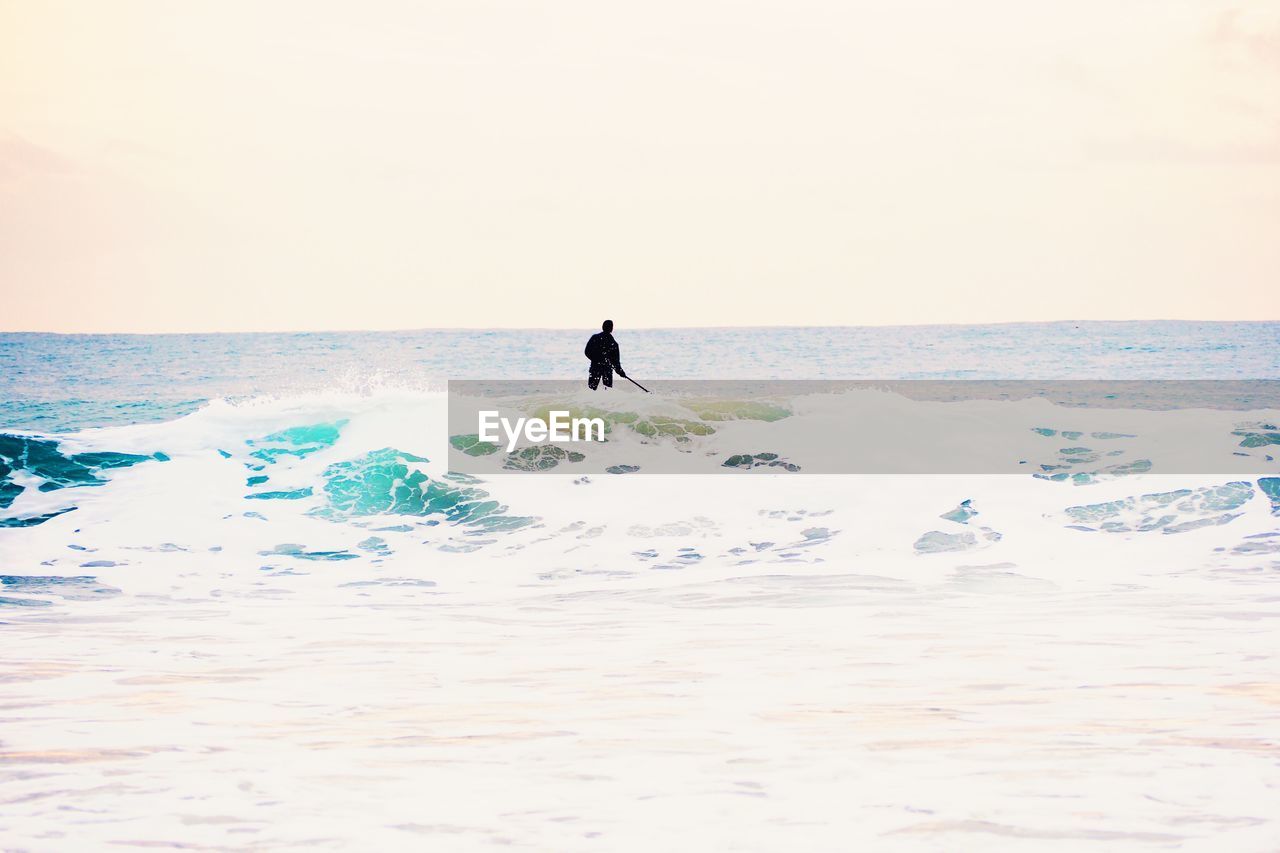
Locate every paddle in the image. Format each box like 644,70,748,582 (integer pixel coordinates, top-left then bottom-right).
623,374,650,393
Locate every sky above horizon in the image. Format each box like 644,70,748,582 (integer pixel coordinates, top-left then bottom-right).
2,0,1279,333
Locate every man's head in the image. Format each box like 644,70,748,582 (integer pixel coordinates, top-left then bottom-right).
602,320,614,333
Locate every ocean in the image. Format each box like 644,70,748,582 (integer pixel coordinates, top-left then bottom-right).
2,321,1279,850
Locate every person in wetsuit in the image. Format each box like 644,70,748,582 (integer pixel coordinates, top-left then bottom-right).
584,319,625,390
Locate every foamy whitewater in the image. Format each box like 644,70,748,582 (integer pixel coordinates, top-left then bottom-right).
2,323,1279,851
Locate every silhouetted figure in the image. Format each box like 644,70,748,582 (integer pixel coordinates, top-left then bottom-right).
584,320,625,390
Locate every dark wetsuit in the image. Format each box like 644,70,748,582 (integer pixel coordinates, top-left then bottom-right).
584,332,623,389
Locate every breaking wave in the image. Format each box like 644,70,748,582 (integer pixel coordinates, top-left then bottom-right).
1,388,1277,610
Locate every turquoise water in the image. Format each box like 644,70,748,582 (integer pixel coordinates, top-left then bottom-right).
4,321,1277,432
3,322,1280,849
2,320,1277,534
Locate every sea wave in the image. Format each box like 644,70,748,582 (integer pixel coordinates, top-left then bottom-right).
3,385,1280,848
1,389,1277,606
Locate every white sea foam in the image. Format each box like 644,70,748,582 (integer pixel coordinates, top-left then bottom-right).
1,388,1279,850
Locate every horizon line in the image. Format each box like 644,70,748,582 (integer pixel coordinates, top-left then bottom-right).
3,318,1278,337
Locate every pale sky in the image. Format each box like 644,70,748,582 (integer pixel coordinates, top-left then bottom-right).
2,0,1278,332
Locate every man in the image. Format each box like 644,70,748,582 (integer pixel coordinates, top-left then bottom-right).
584,319,625,390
